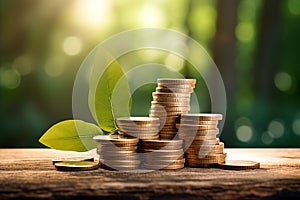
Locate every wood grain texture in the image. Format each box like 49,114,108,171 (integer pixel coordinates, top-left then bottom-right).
0,148,299,200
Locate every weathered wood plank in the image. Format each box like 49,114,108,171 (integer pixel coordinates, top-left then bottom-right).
0,148,299,199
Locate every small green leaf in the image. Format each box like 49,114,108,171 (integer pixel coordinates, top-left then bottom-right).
39,120,102,152
89,53,131,132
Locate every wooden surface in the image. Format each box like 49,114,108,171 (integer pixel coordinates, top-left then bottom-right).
0,148,299,200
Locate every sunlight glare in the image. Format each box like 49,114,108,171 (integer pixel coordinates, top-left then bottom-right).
139,5,166,27
73,0,111,28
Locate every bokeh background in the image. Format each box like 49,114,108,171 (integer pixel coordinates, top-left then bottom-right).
1,0,300,148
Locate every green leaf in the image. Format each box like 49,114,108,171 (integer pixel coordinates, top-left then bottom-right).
89,53,131,132
39,120,102,152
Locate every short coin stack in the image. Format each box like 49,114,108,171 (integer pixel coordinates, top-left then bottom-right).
141,140,185,170
93,135,140,171
149,78,196,140
116,117,160,140
178,114,226,167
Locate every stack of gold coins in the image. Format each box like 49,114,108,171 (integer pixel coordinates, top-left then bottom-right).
93,135,140,171
116,117,160,140
141,140,185,170
149,78,196,140
177,113,226,167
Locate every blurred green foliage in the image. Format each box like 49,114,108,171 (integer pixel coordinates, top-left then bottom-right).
0,0,299,148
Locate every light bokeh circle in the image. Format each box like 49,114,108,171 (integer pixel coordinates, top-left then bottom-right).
72,28,227,172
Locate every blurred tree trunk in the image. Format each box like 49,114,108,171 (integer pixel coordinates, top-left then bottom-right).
213,0,240,105
254,0,282,99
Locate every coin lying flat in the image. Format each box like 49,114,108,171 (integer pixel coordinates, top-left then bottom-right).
157,84,193,90
180,134,217,141
157,78,196,87
217,160,260,170
150,110,188,116
181,113,223,121
116,117,160,124
179,120,219,125
156,87,193,93
54,161,99,171
93,135,139,145
101,163,140,171
144,159,185,167
52,156,94,165
178,129,219,138
99,154,139,161
142,139,183,147
98,145,138,151
150,106,190,112
144,163,185,170
100,159,141,166
177,124,218,130
151,101,189,107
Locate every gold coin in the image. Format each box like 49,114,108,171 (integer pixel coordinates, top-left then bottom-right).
98,149,137,155
100,159,141,166
151,101,189,107
142,144,182,150
117,122,160,128
179,133,216,141
186,146,224,155
185,162,218,168
150,110,188,116
99,154,139,161
159,135,176,140
178,129,219,137
99,142,137,148
218,160,260,170
160,127,178,131
142,149,183,155
142,153,184,159
142,144,183,151
143,163,184,170
149,114,181,120
186,153,227,164
116,117,160,124
159,133,177,137
153,96,191,102
184,140,219,149
157,78,196,86
142,139,182,146
123,133,158,138
177,124,218,130
186,142,224,151
156,87,193,93
52,156,94,165
181,113,223,121
54,161,99,171
118,126,159,132
120,129,159,134
159,132,177,136
97,147,137,154
157,83,193,89
144,158,185,165
160,125,177,129
151,105,190,112
98,145,138,151
101,163,139,171
179,120,219,125
93,135,139,145
152,92,191,97
138,135,160,140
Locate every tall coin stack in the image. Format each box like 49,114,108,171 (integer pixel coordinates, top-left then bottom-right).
141,140,185,170
149,78,196,140
93,135,140,171
116,117,160,140
178,114,226,167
